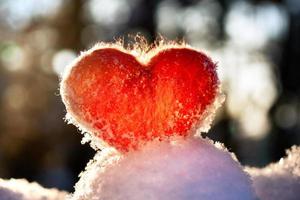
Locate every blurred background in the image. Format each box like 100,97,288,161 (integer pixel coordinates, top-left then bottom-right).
0,0,299,192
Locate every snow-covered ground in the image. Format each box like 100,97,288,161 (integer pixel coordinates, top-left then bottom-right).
246,146,300,200
1,137,299,200
0,178,66,200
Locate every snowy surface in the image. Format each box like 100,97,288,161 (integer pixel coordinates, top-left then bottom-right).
1,141,299,200
69,137,257,200
0,178,67,200
246,146,300,200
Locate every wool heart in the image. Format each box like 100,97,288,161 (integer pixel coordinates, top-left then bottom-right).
61,44,219,152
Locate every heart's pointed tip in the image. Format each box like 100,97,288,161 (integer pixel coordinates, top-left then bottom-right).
60,39,222,152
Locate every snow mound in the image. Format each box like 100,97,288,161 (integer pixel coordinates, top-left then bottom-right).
0,178,67,200
70,137,257,200
246,146,300,200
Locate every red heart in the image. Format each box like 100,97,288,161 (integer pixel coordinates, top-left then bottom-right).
61,46,218,152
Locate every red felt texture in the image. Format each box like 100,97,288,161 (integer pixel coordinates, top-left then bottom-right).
63,47,218,152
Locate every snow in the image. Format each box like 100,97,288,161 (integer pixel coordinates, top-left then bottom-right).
0,178,67,200
1,139,299,200
246,146,300,200
69,137,257,200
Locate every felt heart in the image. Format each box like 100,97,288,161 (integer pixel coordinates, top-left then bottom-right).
61,45,219,152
